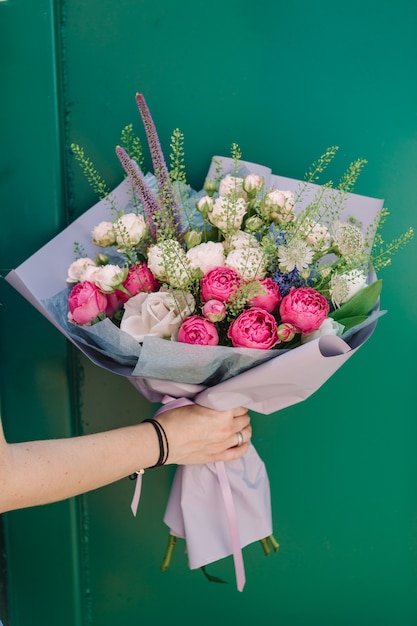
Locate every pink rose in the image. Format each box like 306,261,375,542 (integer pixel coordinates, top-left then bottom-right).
116,262,159,302
202,299,227,322
178,316,219,346
68,281,108,325
200,266,242,303
249,278,282,312
227,307,278,350
279,287,329,334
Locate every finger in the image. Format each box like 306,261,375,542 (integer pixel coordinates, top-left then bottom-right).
229,423,252,449
231,406,249,417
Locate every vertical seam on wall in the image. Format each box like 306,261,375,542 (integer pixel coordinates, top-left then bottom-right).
51,1,92,624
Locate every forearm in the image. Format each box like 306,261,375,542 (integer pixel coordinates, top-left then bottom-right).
0,422,158,513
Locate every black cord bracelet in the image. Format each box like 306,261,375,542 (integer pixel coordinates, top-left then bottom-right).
142,418,169,467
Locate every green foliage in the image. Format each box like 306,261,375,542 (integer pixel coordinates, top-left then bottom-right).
70,143,110,199
120,124,144,171
169,128,187,183
371,223,414,272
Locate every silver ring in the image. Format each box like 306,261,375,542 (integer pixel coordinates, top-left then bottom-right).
236,431,244,447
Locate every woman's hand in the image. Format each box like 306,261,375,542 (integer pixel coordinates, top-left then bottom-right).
156,404,251,466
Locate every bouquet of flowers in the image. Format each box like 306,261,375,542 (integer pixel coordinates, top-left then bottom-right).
6,93,413,590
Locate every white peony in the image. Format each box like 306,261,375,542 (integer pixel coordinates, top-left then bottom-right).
225,247,267,280
219,174,245,198
92,264,128,293
66,257,96,283
91,221,116,247
208,196,247,233
120,289,195,342
115,213,147,249
147,239,193,289
226,230,259,251
186,241,225,274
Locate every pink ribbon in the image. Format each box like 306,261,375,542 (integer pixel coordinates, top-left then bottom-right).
130,396,246,591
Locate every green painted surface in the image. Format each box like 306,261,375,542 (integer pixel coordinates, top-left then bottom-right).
1,0,416,624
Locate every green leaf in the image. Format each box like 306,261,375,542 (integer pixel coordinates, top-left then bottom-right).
329,279,382,321
337,315,368,331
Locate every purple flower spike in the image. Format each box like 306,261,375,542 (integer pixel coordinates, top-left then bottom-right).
135,93,182,237
115,145,158,240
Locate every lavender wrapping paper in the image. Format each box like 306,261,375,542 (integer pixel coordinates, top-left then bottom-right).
6,157,384,583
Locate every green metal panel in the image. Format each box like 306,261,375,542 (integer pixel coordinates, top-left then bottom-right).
1,0,416,625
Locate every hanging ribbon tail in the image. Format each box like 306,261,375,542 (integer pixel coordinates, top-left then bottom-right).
215,460,246,592
130,396,194,516
130,473,143,517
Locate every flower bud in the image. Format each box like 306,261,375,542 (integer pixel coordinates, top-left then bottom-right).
203,178,218,197
245,215,263,233
95,253,109,266
202,299,227,322
196,195,214,218
184,230,202,249
277,322,297,342
243,174,263,195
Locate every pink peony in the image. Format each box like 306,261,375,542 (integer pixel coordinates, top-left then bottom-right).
177,316,219,346
279,287,329,334
277,322,297,342
68,281,108,325
249,278,282,313
200,266,242,303
227,307,278,350
116,262,159,302
202,299,227,322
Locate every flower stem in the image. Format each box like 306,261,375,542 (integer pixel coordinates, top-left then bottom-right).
260,534,280,556
160,534,177,571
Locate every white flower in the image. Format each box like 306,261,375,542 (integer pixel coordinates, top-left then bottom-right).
92,264,128,293
91,221,116,247
147,239,193,289
263,189,295,223
219,174,245,198
208,196,247,232
196,195,214,216
329,269,368,308
278,240,314,272
186,241,225,274
120,288,195,342
66,257,96,283
226,230,259,251
300,317,345,344
303,220,330,250
243,174,263,194
332,220,364,259
115,213,147,249
225,247,267,280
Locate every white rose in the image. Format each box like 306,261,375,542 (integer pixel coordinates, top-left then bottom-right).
186,241,225,274
91,221,116,247
120,288,195,342
301,317,345,344
92,264,128,293
225,247,267,280
219,174,245,198
208,196,247,232
66,257,96,283
330,269,368,308
115,213,147,249
147,239,193,289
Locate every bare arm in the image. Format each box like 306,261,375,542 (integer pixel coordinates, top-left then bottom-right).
0,404,251,513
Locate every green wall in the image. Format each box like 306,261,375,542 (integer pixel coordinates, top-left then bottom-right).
1,1,416,625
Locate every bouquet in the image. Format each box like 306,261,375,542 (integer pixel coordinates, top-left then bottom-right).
6,93,413,591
